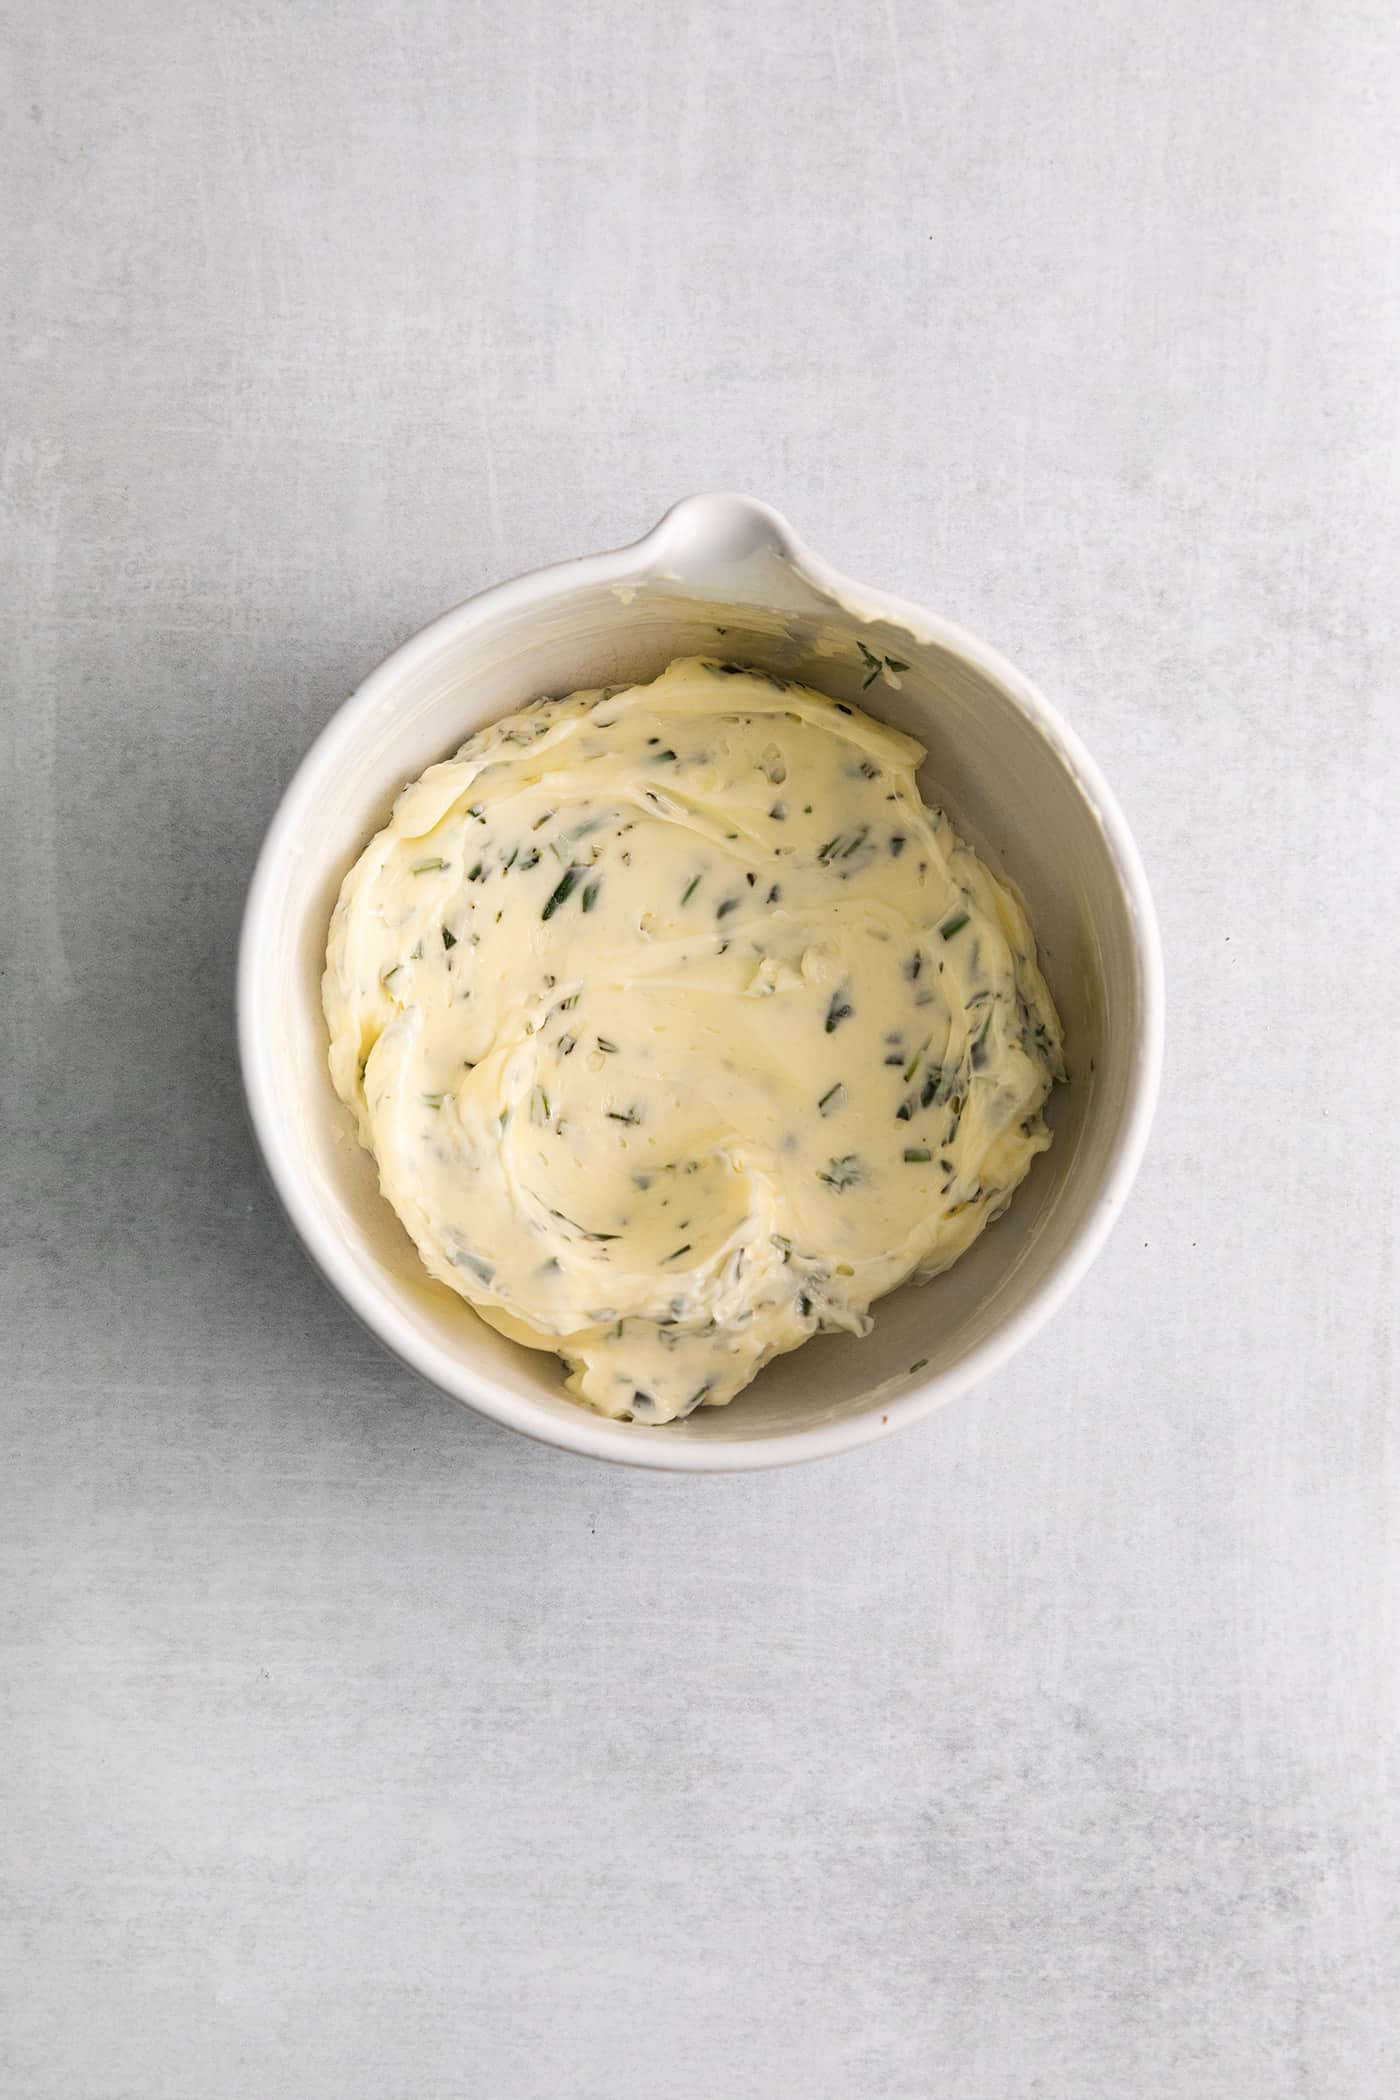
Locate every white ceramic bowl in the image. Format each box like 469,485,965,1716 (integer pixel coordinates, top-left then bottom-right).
238,494,1163,1470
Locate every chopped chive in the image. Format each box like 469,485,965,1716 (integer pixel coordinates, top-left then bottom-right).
716,896,740,919
681,875,701,905
824,990,854,1033
769,800,787,820
940,912,970,940
904,1037,931,1082
412,857,448,874
442,926,457,950
606,1106,643,1124
664,1243,691,1262
903,1147,932,1164
798,1294,813,1316
453,1252,494,1283
889,834,907,856
581,880,601,912
771,1234,793,1263
909,1356,929,1372
766,883,781,903
886,657,910,672
498,1108,511,1130
650,748,677,763
596,1037,618,1054
817,1153,863,1192
422,1093,444,1108
817,1083,845,1116
542,865,582,919
468,862,483,881
381,964,401,983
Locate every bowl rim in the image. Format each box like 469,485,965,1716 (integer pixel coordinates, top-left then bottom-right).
236,492,1165,1471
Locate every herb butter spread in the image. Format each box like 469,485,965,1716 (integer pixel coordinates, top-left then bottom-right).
323,658,1065,1423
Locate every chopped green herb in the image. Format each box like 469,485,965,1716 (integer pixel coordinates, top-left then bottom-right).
903,1147,932,1164
453,1252,494,1283
940,912,970,940
581,880,601,913
904,1036,931,1082
817,1082,845,1116
606,1106,643,1125
442,926,457,950
381,964,401,984
422,1093,444,1109
681,875,701,905
542,865,582,919
909,1356,929,1372
825,990,854,1033
716,896,740,919
770,1234,793,1263
596,1036,618,1054
664,1243,691,1262
817,1153,864,1192
412,857,448,874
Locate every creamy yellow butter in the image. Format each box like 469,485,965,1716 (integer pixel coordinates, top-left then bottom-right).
323,657,1064,1422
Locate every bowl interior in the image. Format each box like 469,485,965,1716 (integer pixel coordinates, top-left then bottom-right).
243,537,1151,1460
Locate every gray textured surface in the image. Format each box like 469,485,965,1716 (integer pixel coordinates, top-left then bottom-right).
3,1,1398,2094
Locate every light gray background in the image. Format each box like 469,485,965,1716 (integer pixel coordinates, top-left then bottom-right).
3,1,1397,2094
